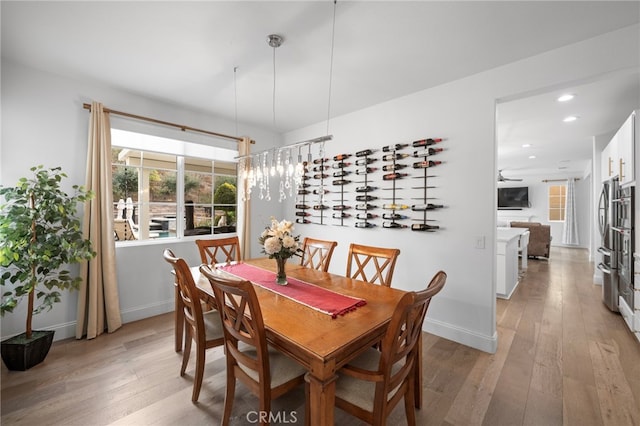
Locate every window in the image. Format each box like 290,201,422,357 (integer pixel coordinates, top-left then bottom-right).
548,184,566,221
111,129,238,242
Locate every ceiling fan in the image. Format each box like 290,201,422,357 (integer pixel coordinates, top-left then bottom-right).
497,169,523,182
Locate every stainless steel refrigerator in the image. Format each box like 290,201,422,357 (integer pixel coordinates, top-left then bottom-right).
598,177,619,312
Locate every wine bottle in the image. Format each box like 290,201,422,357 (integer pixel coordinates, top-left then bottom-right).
332,179,352,185
355,149,374,157
355,168,377,175
296,218,311,224
355,203,377,210
314,173,329,179
413,147,444,157
412,160,442,169
333,212,351,219
412,138,442,148
382,153,410,161
411,204,444,211
332,162,351,169
382,213,408,220
295,211,311,217
295,204,310,209
356,195,377,202
312,189,329,195
383,222,408,229
356,185,378,193
411,223,440,231
333,205,351,211
312,165,329,172
356,213,378,220
382,204,409,210
297,189,311,195
333,153,351,161
333,170,351,177
382,163,407,172
355,222,376,228
313,205,330,210
299,182,311,188
382,173,408,180
312,158,329,164
382,143,409,152
301,175,311,180
355,158,375,166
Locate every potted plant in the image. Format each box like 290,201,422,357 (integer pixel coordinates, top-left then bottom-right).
0,166,95,370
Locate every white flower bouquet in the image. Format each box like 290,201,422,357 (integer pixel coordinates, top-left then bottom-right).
258,217,303,260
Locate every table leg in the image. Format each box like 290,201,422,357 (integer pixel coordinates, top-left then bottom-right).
305,367,338,426
174,281,184,352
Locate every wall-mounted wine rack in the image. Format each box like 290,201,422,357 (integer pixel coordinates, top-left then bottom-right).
295,162,311,224
294,137,445,232
331,154,352,226
410,139,443,231
380,144,410,229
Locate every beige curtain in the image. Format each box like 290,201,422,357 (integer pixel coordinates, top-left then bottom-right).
238,137,252,260
76,101,122,339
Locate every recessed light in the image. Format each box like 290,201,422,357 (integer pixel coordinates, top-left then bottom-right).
529,155,536,159
563,116,578,122
558,94,574,102
522,144,531,148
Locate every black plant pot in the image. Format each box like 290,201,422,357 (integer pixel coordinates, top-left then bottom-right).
1,330,55,371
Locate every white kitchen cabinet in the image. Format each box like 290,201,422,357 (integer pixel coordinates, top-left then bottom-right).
617,111,635,185
602,111,635,184
601,138,616,181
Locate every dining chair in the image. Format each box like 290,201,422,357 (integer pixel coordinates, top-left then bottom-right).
333,270,447,426
195,236,241,265
299,237,338,272
199,265,307,426
163,249,225,403
346,243,401,287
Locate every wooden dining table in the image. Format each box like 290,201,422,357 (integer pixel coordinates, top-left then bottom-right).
182,257,408,425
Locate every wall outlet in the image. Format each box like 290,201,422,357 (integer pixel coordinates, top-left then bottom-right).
475,236,486,249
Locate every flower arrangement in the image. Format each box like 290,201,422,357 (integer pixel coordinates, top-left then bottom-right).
258,217,302,260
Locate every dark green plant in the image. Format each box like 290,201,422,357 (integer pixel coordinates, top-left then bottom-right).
214,182,237,212
0,166,96,339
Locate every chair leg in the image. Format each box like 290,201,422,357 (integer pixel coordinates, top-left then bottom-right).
414,334,422,409
191,342,206,402
174,284,184,352
181,331,192,376
405,379,417,426
259,388,271,426
222,366,236,426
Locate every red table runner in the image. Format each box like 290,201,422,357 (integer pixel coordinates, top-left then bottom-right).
219,263,366,318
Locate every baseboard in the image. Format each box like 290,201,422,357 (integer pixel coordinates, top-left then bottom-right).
423,317,498,354
120,299,174,324
37,300,175,342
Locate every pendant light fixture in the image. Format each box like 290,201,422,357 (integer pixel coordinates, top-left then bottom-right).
238,2,338,202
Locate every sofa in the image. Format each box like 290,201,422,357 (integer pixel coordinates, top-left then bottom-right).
510,221,551,258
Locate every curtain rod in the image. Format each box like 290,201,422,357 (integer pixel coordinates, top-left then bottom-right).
541,178,580,183
82,103,254,144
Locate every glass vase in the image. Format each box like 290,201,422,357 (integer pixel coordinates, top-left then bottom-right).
275,257,288,285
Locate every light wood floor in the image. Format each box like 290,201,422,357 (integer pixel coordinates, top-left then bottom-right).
2,247,639,425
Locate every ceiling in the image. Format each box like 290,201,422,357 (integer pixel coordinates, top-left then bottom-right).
2,1,639,179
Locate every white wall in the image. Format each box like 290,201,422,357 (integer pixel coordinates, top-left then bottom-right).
2,24,638,352
1,60,283,341
283,24,640,353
